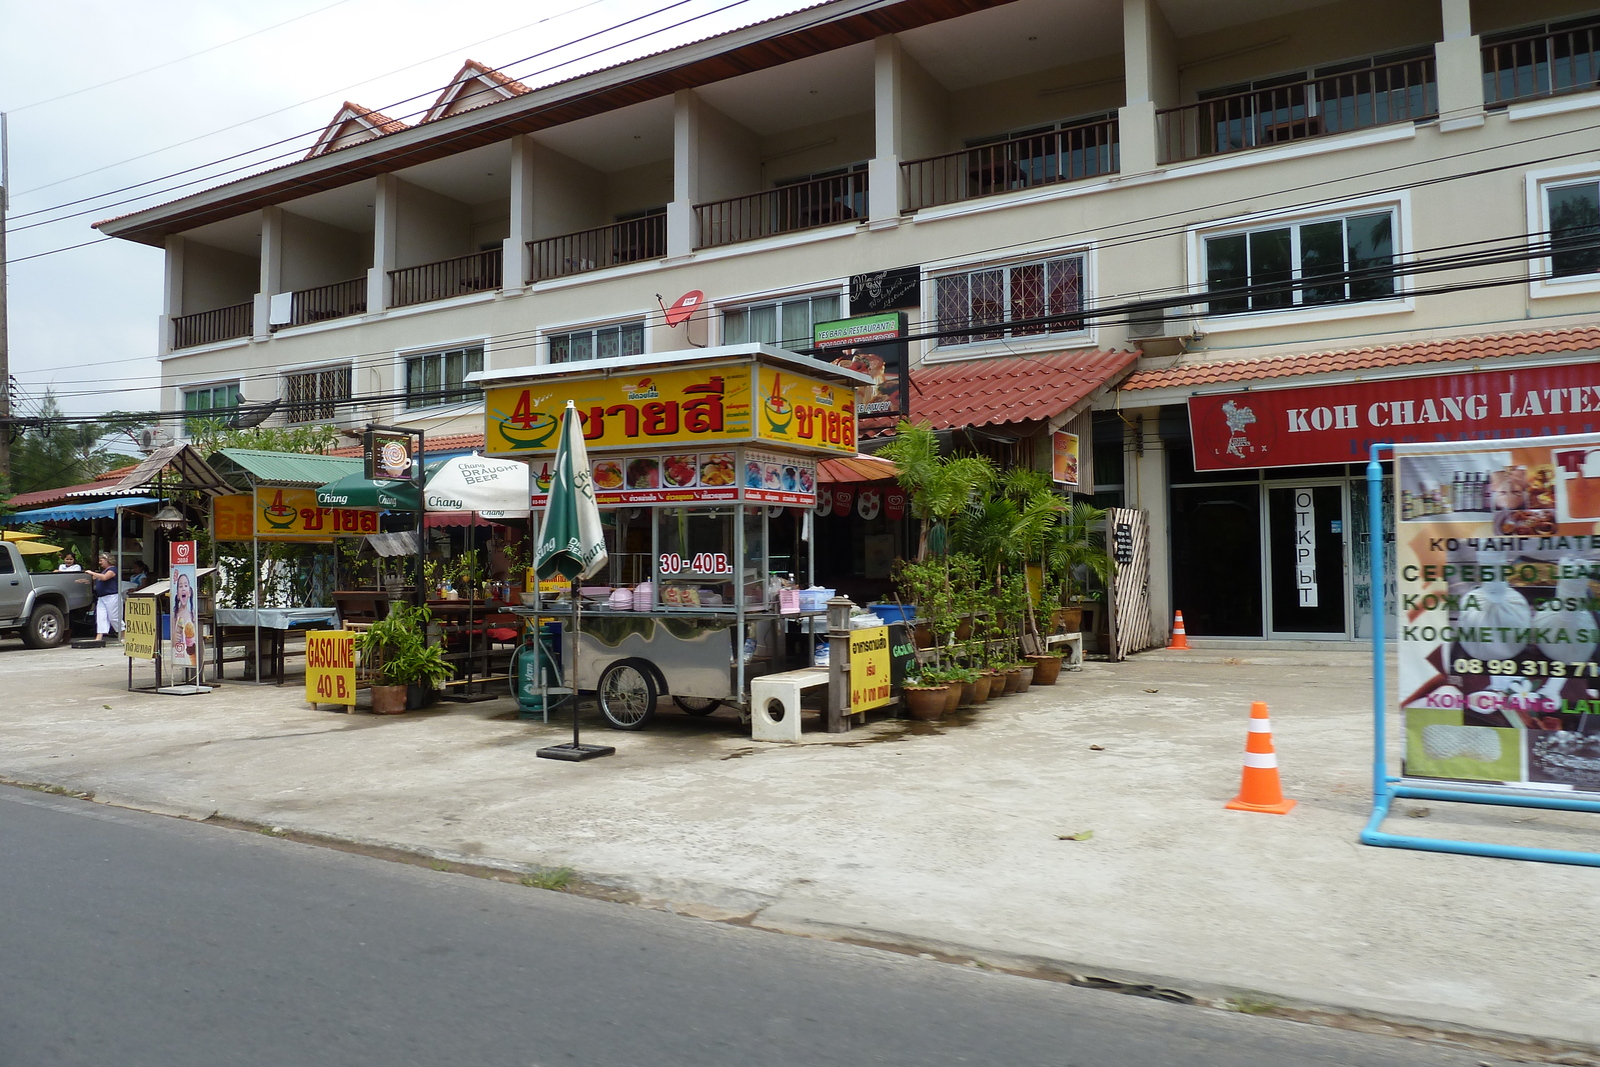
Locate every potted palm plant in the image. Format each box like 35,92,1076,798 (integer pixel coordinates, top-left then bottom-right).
358,606,455,713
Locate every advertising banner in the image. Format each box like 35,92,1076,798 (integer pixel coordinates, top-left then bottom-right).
169,540,199,671
1396,433,1600,795
754,366,857,455
305,630,358,706
215,489,381,540
363,430,414,481
123,596,158,660
530,448,816,508
812,312,910,420
1190,363,1600,471
1051,431,1081,488
849,624,892,712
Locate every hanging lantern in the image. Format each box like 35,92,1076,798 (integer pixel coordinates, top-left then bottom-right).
150,504,187,533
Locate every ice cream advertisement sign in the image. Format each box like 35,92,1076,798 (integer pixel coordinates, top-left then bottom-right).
1396,433,1600,795
1189,363,1600,470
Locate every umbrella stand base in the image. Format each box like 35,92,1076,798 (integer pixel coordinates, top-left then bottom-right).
537,742,616,762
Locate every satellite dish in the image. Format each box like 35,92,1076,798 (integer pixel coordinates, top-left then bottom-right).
663,290,704,327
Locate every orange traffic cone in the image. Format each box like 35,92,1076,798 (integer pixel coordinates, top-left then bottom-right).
1226,701,1296,815
1167,610,1190,650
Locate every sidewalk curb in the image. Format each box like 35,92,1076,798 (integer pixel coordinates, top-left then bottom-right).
11,775,1595,1066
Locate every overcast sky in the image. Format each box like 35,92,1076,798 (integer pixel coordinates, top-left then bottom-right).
1,0,805,425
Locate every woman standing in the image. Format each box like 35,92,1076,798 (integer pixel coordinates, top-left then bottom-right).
86,553,121,645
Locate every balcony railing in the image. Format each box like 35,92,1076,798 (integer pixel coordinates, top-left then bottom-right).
694,172,867,250
1158,55,1437,163
172,302,253,349
529,214,666,281
289,277,367,326
1483,26,1600,106
389,248,503,308
901,118,1120,211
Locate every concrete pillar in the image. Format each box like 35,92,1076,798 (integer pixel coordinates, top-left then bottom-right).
159,234,184,356
1119,0,1177,173
503,134,534,291
667,89,701,259
368,173,399,312
1436,0,1484,131
254,205,282,339
1126,408,1170,641
869,36,904,226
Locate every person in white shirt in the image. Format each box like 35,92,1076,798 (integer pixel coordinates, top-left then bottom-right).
57,552,83,572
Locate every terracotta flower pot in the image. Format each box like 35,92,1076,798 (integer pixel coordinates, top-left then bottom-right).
942,683,963,715
960,678,984,706
913,623,934,649
1026,653,1063,686
1051,607,1083,634
903,685,950,720
1003,668,1025,694
955,617,973,642
984,669,1009,696
1015,665,1034,693
371,684,408,714
970,673,992,703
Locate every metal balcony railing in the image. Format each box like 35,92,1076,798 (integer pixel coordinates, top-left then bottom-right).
529,214,666,281
1483,26,1600,105
694,171,868,250
289,277,367,326
388,248,503,308
172,302,253,349
900,117,1120,211
1158,55,1437,163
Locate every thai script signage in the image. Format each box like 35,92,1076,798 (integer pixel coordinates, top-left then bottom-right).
1395,433,1600,795
849,624,892,712
213,491,380,541
1189,363,1600,470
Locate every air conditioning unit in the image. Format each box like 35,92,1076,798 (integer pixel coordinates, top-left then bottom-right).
1127,310,1188,340
138,427,174,454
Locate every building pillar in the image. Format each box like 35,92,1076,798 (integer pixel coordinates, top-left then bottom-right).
503,134,534,291
368,173,399,313
667,89,701,259
1119,0,1176,174
1436,0,1484,132
159,234,183,357
869,36,904,226
254,205,282,339
1126,408,1170,642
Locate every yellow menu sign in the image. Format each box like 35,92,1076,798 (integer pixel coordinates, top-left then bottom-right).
306,630,358,706
849,624,891,712
214,491,380,541
755,365,856,455
123,596,158,660
486,365,752,454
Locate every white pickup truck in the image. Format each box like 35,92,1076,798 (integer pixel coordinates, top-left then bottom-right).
0,542,95,648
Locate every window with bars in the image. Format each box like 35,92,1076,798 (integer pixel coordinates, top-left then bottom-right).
183,382,241,435
1203,210,1396,314
549,321,645,363
282,366,352,423
722,293,841,349
934,255,1084,347
404,346,484,409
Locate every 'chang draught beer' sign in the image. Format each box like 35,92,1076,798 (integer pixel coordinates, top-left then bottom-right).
1189,363,1600,471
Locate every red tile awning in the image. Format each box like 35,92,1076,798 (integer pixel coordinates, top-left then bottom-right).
907,349,1139,431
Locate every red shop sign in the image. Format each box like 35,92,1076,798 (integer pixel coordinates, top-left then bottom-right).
1188,362,1600,471
832,486,855,518
884,488,906,520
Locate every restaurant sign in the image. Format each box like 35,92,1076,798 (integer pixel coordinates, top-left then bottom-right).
1188,363,1600,471
485,363,856,458
214,490,380,541
531,447,816,508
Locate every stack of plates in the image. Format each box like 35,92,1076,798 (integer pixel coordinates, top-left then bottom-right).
631,583,653,611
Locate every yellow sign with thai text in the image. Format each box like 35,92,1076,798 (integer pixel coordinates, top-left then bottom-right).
755,366,856,455
305,630,358,706
123,596,158,660
849,624,891,712
485,365,752,455
214,491,380,541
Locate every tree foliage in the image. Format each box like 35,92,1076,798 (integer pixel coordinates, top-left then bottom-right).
8,391,121,494
185,418,343,457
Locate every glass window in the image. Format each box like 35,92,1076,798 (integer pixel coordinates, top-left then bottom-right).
549,322,644,364
283,366,351,423
404,346,483,409
1203,210,1395,313
723,293,840,349
934,255,1084,347
182,383,241,434
1548,181,1600,277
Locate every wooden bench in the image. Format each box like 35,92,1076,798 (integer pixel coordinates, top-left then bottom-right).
750,667,829,742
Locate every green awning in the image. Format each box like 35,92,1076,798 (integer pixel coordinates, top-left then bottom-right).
315,470,421,511
209,448,362,488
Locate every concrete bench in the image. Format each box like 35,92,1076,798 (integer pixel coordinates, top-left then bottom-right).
750,667,829,742
1044,632,1084,670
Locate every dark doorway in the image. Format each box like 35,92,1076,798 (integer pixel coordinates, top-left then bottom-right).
1267,485,1346,634
1170,484,1262,637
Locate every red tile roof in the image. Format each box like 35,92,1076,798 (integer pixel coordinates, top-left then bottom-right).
422,60,532,122
6,475,127,509
1121,325,1600,391
325,432,486,458
907,349,1139,431
305,101,412,159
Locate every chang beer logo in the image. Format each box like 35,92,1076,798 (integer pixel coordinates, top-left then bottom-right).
494,388,561,450
260,489,299,530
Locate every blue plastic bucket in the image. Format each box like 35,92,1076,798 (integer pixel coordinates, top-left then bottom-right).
870,603,917,627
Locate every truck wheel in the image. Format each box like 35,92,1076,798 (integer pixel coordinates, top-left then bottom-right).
22,604,66,649
597,660,657,730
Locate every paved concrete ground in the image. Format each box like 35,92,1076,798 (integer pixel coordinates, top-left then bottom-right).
4,639,1598,1051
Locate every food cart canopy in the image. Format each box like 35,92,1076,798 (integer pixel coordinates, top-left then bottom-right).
315,470,421,511
5,496,160,524
423,455,530,517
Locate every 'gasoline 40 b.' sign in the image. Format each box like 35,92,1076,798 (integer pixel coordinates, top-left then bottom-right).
305,630,357,707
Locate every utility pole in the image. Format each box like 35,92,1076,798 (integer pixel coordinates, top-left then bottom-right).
0,110,10,485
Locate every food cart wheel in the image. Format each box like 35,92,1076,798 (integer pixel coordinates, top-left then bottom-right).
597,659,658,730
672,696,721,716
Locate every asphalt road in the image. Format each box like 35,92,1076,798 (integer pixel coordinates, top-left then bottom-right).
0,785,1522,1067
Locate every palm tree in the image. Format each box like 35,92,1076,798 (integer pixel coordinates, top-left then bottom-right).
877,421,995,561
